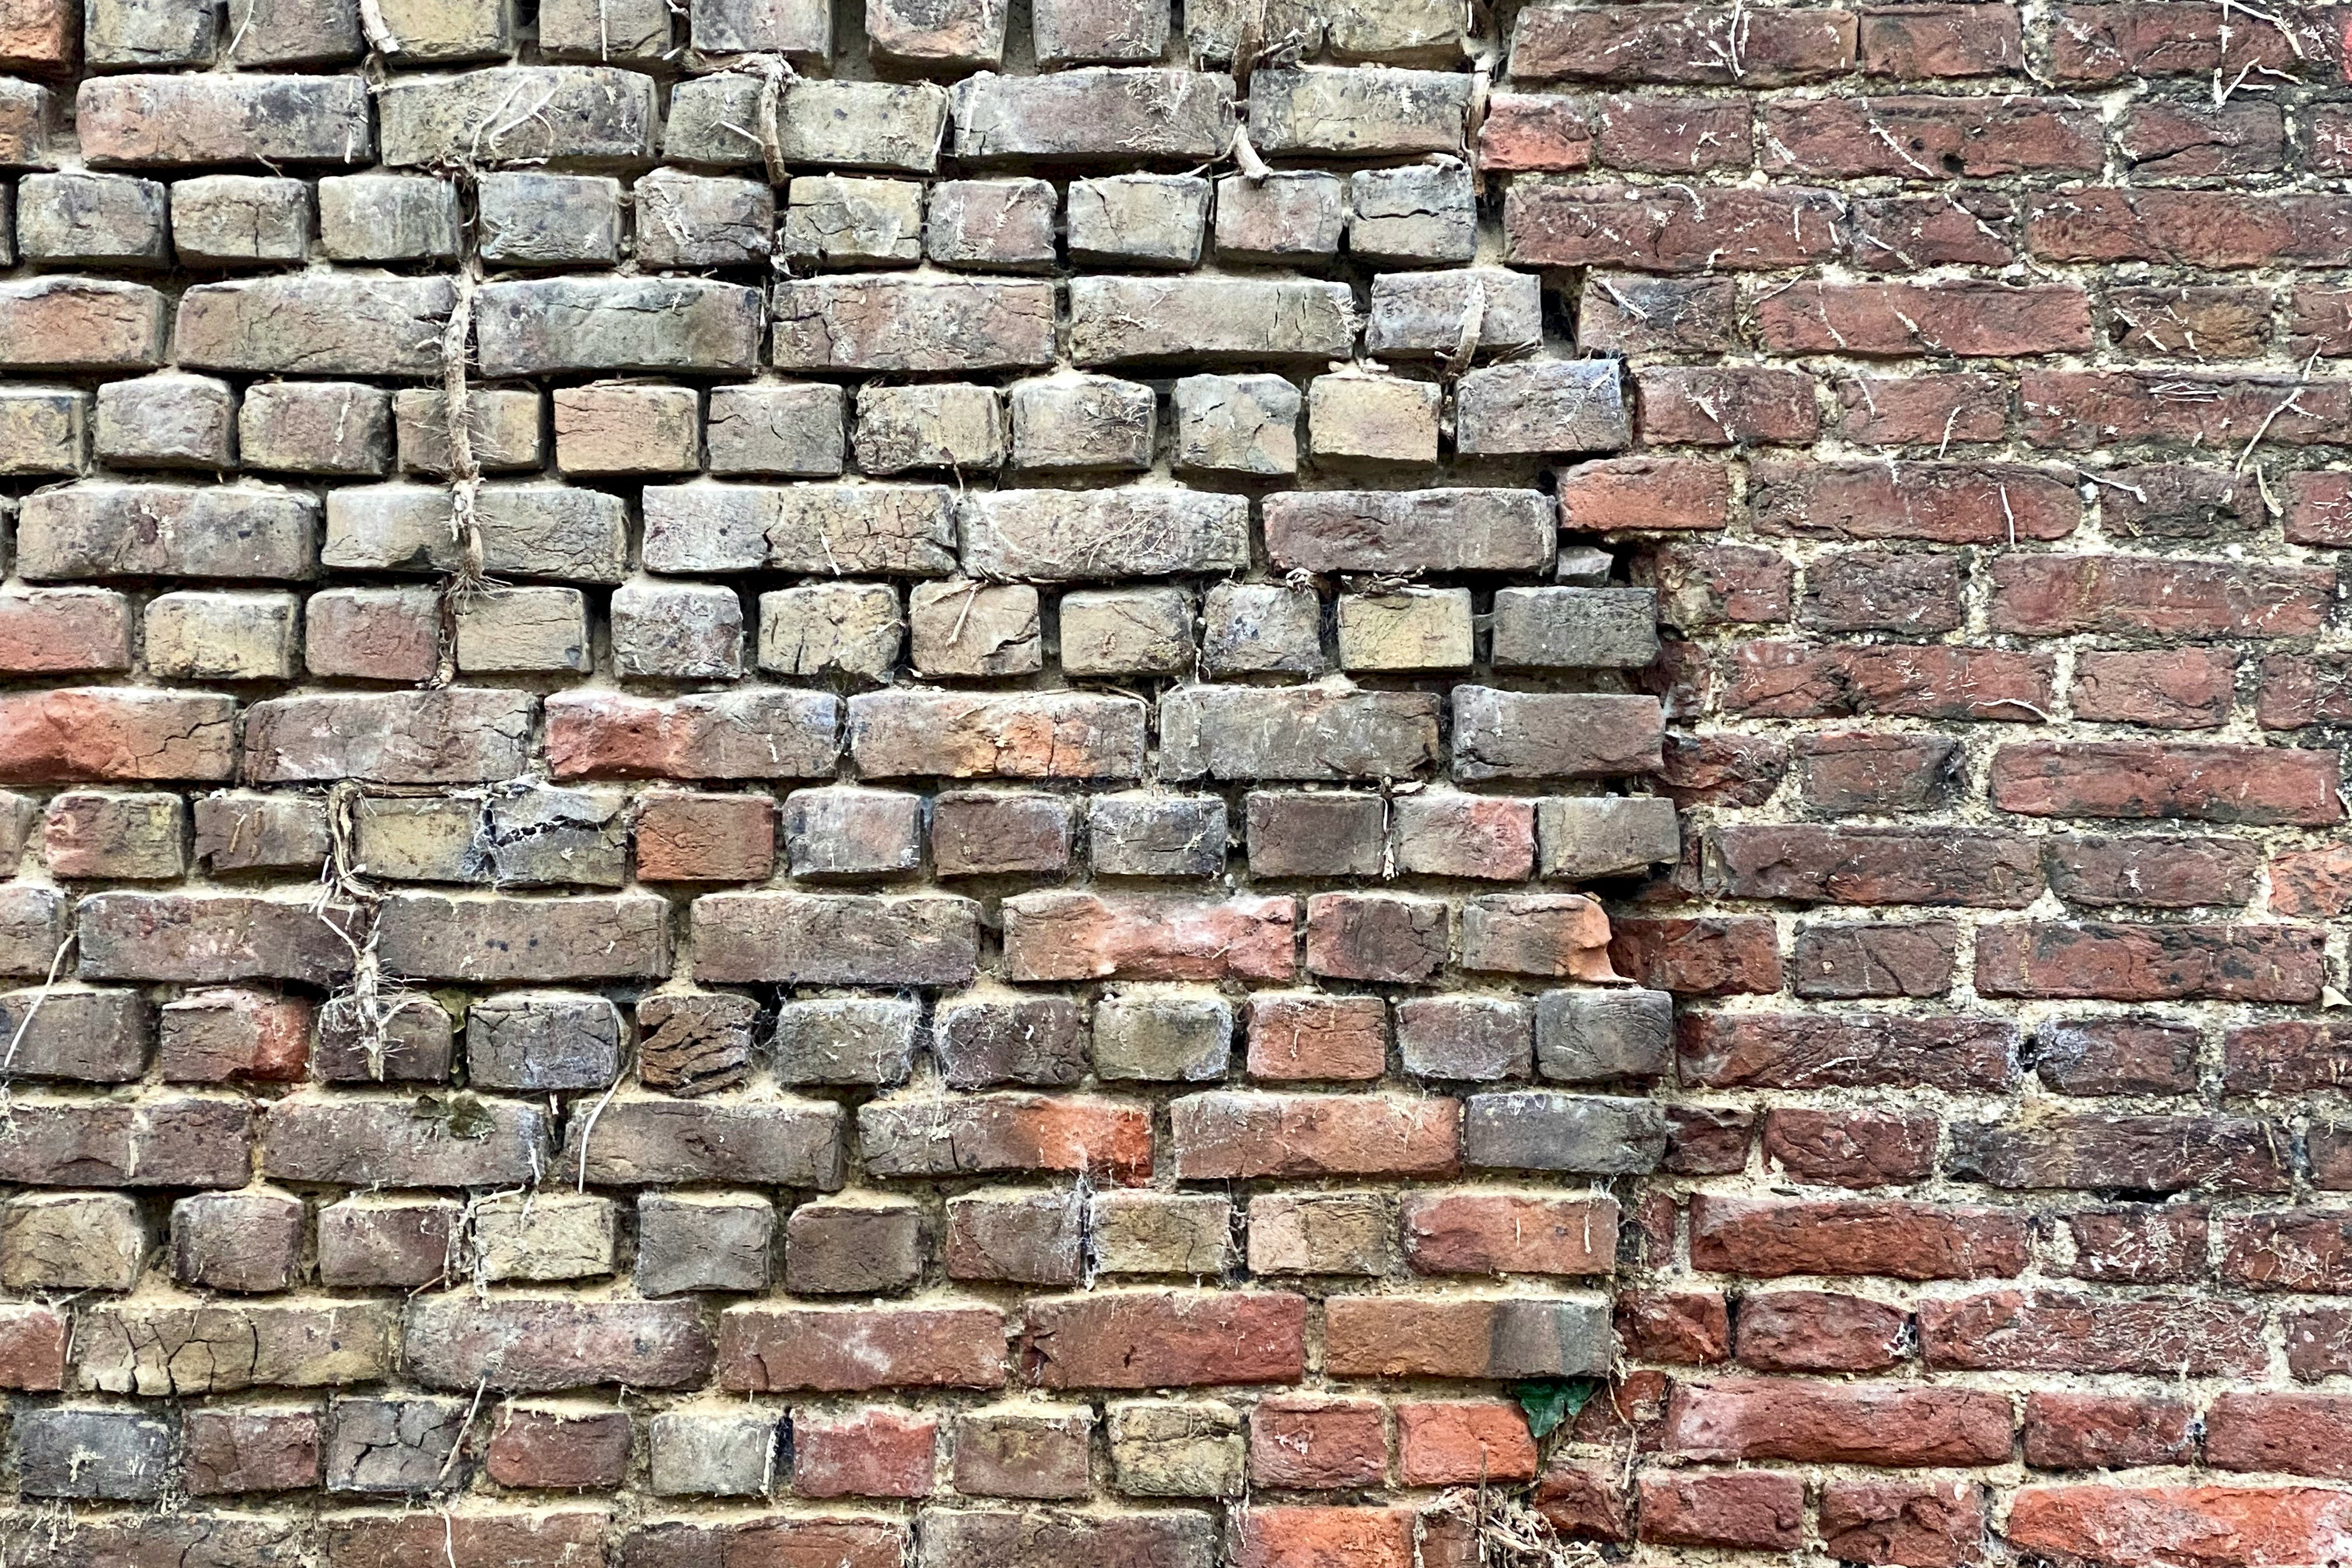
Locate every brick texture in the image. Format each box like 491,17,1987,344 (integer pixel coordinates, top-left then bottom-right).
0,0,2341,1562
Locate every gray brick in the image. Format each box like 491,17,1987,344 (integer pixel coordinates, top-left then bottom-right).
19,484,316,582
1072,275,1356,363
466,991,624,1093
1265,489,1552,574
953,69,1234,162
170,174,312,265
772,996,922,1086
1462,1091,1668,1173
1535,988,1675,1082
1160,687,1440,781
774,275,1054,373
176,273,455,377
1012,375,1156,472
480,172,622,267
926,178,1055,271
1069,174,1209,268
1491,586,1661,668
17,1409,172,1500
1536,795,1681,878
645,482,954,576
1349,160,1476,264
1094,989,1233,1082
709,384,844,476
1457,362,1632,455
478,276,761,376
317,174,459,262
377,66,656,167
1250,65,1470,155
79,74,374,166
960,491,1247,580
635,169,772,268
855,383,1004,474
1366,267,1545,358
325,482,626,583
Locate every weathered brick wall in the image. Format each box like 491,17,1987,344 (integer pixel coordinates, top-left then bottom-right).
0,0,2344,1562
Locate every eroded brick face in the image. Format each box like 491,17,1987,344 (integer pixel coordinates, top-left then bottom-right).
0,0,2342,1563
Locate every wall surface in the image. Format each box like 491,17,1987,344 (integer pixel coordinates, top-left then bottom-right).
0,0,2343,1563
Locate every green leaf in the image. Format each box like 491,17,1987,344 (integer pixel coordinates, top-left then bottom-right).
1514,1376,1603,1440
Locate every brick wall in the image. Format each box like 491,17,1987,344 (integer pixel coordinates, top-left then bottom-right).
0,0,2343,1563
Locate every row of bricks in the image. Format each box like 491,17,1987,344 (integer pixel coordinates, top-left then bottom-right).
0,366,1611,478
13,0,1493,74
0,976,1674,1090
19,363,2352,491
8,0,2342,85
16,1383,2352,1517
0,579,1658,683
0,1392,1572,1504
0,684,1668,790
0,1183,1622,1295
0,784,1675,890
0,164,1505,275
10,1164,2350,1299
35,270,2352,390
2,1279,2351,1403
2,1485,2347,1568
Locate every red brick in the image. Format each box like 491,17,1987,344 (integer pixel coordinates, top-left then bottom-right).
1990,741,2342,825
1661,732,1788,807
2007,1486,2352,1568
2049,1,2336,82
1751,460,2078,542
1690,1195,2030,1279
792,1408,936,1497
2286,465,2352,545
1507,181,1843,272
1003,892,1297,982
1725,641,2056,723
2071,648,2235,729
1304,892,1446,983
184,1406,323,1494
1511,4,1855,84
1594,94,1752,172
2035,1019,2200,1097
1819,1480,1985,1568
484,1409,629,1491
0,688,237,784
718,1304,1007,1392
1324,1296,1606,1380
1793,732,1962,814
1234,1507,1415,1568
2289,1308,2352,1381
2119,100,2284,176
0,1304,65,1392
1404,1191,1618,1277
1171,1092,1460,1179
1615,1290,1730,1364
1763,94,2101,176
2288,288,2352,362
1608,915,1780,995
1735,1290,1910,1373
1759,281,2091,356
1792,921,1958,999
1975,920,2324,1002
1680,1012,2019,1092
0,589,132,674
1534,1459,1634,1541
2023,1392,2196,1470
1022,1290,1306,1388
2256,652,2352,732
2221,1210,2352,1292
1636,366,1819,446
2041,833,2257,909
1922,1289,2266,1377
1245,993,1387,1082
1665,1381,2013,1466
1861,4,2022,75
1638,1470,1805,1549
1850,191,2018,269
2029,189,2352,267
1249,1398,1388,1490
1474,93,1589,172
632,792,775,882
2021,370,2350,447
1763,1109,1938,1187
1833,372,2007,446
1639,541,1793,628
1558,456,1734,531
1395,1400,1536,1485
2272,844,2352,916
1991,555,2332,638
2204,1394,2352,1480
2063,1205,2210,1284
2225,1021,2352,1093
324,1511,612,1568
1709,823,2043,907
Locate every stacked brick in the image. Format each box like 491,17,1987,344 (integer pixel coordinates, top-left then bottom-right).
3,0,2350,1560
0,0,1695,1563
